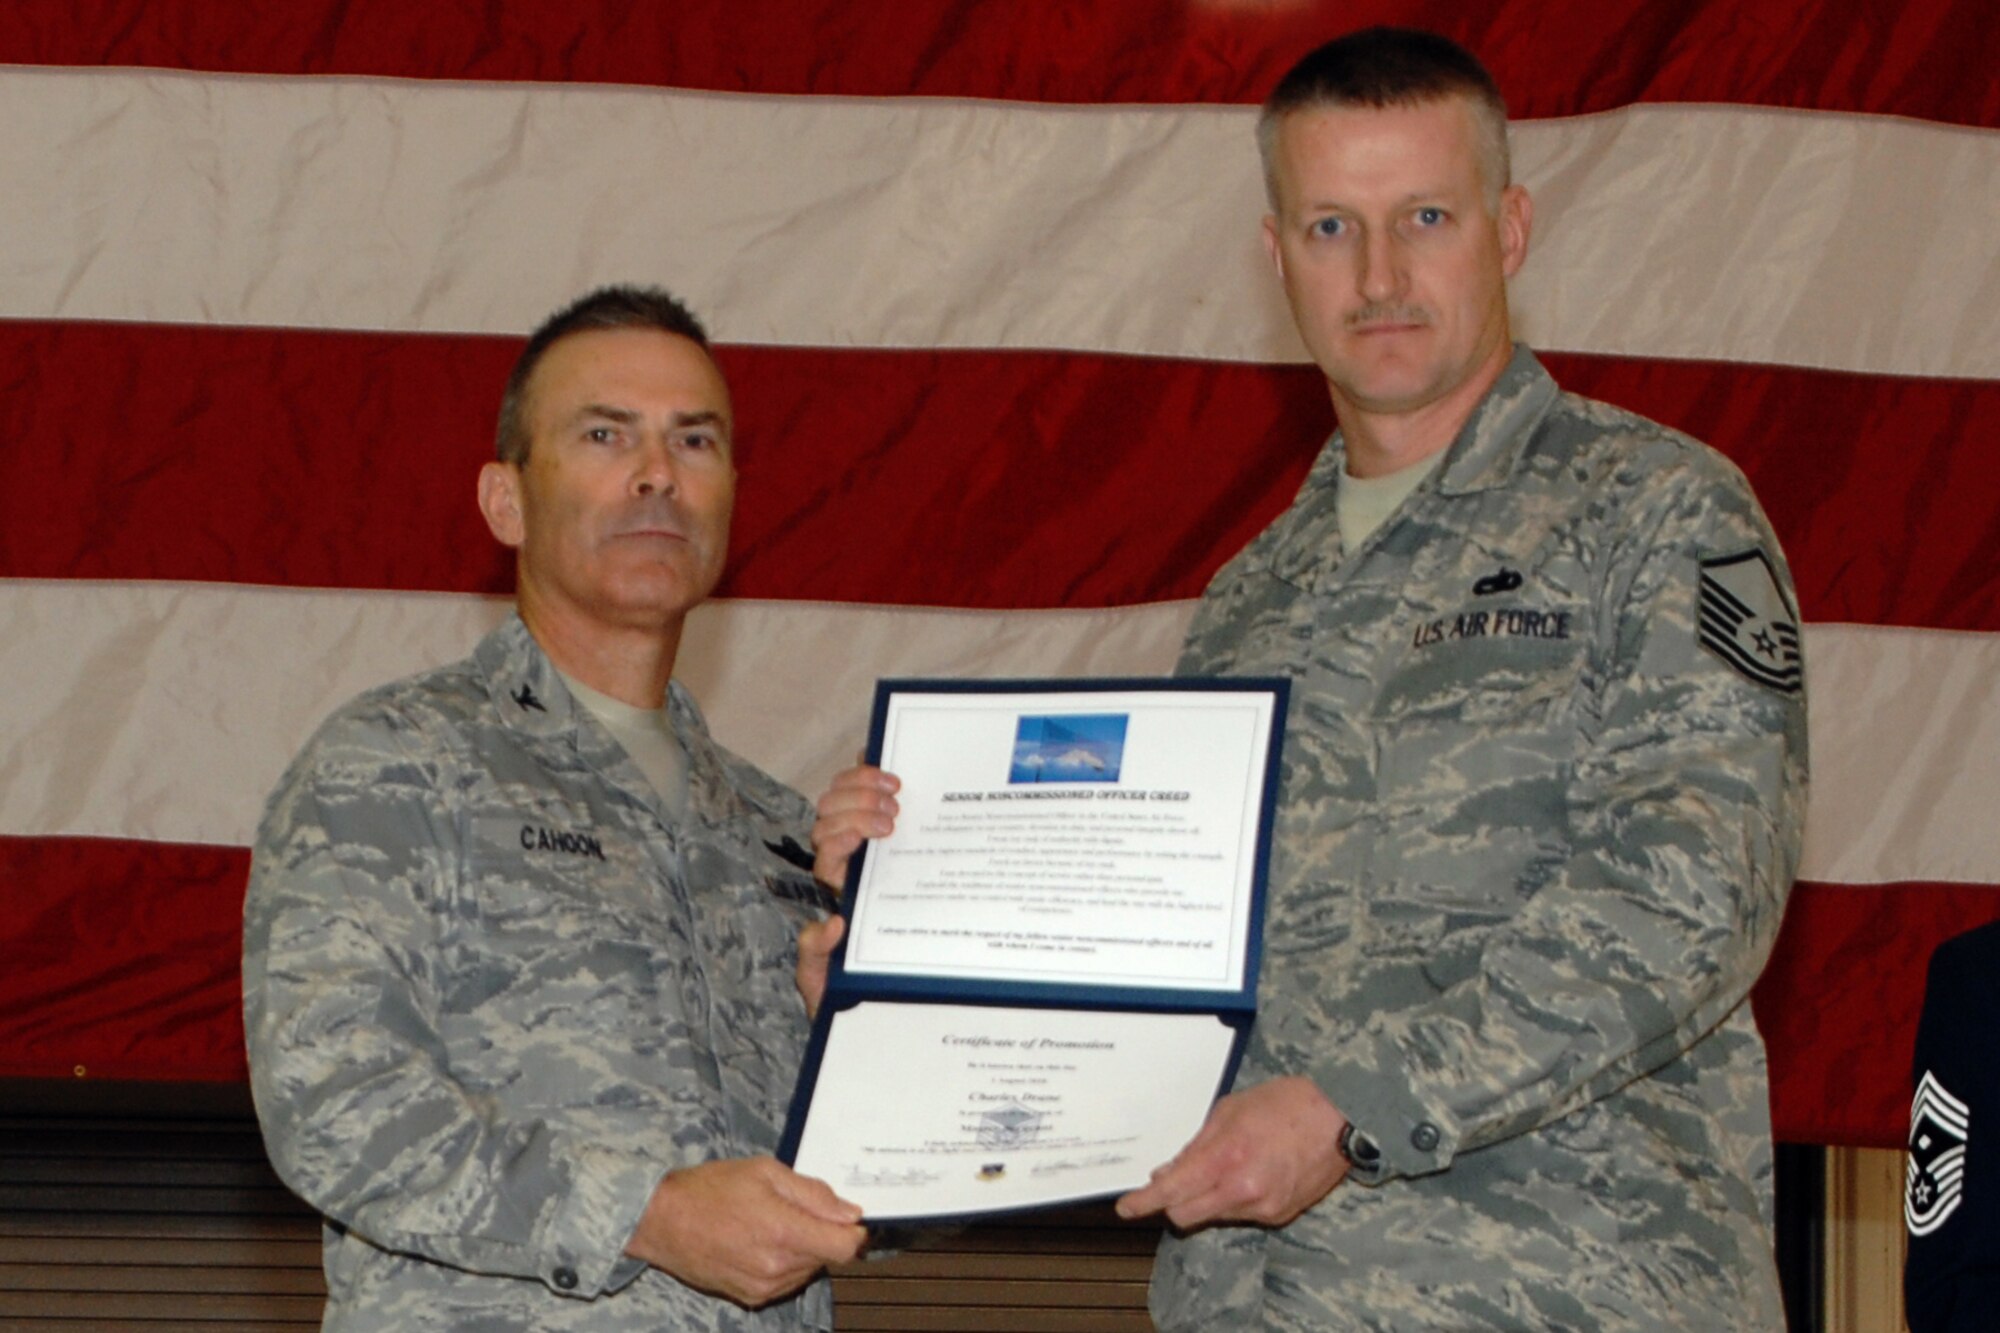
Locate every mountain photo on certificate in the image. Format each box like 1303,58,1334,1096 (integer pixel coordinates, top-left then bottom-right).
1008,713,1128,784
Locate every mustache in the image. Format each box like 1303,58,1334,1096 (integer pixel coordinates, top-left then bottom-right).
1346,304,1431,329
605,496,696,539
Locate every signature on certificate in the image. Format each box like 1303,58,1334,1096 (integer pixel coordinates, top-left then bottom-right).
843,1165,944,1189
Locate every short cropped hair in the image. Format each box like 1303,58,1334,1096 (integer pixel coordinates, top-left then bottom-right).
496,285,713,465
1257,27,1511,208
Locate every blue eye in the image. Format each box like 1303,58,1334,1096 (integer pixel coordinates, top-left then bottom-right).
1310,216,1345,239
1415,207,1446,226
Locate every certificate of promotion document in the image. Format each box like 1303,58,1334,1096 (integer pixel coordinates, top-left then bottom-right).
781,679,1287,1222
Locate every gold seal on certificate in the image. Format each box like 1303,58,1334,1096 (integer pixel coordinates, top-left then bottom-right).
778,678,1287,1222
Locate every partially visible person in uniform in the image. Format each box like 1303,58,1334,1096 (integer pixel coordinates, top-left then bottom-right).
815,27,1807,1331
1906,918,2000,1331
244,285,866,1331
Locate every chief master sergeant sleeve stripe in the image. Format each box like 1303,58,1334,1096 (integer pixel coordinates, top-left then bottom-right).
1906,919,2000,1332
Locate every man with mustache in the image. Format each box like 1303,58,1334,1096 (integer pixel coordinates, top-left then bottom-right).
818,26,1807,1331
245,286,865,1331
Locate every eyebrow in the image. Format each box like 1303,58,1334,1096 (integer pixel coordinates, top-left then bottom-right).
1297,188,1456,213
669,409,730,432
567,404,731,433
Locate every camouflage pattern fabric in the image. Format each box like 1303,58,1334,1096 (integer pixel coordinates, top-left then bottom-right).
1155,347,1809,1331
244,614,834,1331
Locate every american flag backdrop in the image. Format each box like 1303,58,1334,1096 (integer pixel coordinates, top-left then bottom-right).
2,0,1996,1149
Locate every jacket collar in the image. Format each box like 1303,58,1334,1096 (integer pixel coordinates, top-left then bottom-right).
476,612,577,738
1431,343,1559,496
474,611,736,827
1313,343,1558,497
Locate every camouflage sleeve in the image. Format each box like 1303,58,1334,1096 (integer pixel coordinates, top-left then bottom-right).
1311,455,1808,1182
243,703,665,1299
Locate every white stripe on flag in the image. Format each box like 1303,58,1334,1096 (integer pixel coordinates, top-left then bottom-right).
3,579,1996,886
0,581,1189,846
2,68,1994,378
1802,623,2000,886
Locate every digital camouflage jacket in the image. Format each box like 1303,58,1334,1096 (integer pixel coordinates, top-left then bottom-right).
1155,348,1808,1332
245,614,833,1331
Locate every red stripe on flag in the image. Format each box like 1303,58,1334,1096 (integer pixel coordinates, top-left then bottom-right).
5,828,1992,1145
1756,881,2000,1148
0,0,1993,127
1542,351,2000,633
0,321,520,598
5,321,1998,628
0,836,249,1083
723,347,1322,614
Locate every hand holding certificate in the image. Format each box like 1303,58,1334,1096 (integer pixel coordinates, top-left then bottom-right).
780,678,1287,1222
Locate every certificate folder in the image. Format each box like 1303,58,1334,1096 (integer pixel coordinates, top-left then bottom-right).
778,677,1288,1223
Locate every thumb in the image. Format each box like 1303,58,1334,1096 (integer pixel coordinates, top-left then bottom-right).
776,1167,864,1225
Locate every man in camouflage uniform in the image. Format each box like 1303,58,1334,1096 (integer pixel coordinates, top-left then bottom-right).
822,26,1807,1332
1110,29,1810,1330
244,286,866,1331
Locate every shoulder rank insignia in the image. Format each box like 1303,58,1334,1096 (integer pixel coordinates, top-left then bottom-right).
1697,548,1802,694
1907,1069,1969,1237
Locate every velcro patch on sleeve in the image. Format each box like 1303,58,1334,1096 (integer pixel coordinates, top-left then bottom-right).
1908,1070,1970,1236
1697,548,1802,694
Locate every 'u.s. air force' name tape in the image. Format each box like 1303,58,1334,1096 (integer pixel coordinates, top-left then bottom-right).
1697,548,1802,694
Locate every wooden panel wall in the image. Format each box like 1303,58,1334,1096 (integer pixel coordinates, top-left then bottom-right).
836,1214,1156,1332
0,1110,322,1329
0,1084,1159,1331
1825,1146,1911,1333
0,1082,1879,1332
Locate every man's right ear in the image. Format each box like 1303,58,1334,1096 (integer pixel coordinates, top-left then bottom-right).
1261,213,1285,281
478,461,526,548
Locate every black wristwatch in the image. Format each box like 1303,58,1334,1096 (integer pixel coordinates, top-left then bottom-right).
1337,1121,1381,1171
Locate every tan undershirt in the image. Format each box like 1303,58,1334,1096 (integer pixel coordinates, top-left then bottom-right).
1337,448,1447,550
558,671,691,824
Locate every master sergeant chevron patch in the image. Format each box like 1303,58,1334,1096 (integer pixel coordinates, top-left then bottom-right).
1698,548,1802,694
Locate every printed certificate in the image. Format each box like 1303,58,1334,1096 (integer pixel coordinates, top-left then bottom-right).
792,1002,1236,1219
780,678,1286,1222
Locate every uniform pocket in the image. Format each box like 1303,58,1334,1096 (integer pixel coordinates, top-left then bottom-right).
465,807,660,930
441,808,673,1089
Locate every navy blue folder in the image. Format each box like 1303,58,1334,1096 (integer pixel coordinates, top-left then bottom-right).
777,677,1288,1223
